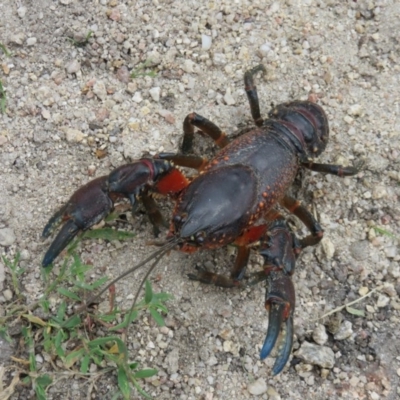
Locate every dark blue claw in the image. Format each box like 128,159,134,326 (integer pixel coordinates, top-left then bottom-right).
271,314,294,375
41,176,112,267
42,219,80,267
261,269,296,375
260,302,284,361
257,219,298,375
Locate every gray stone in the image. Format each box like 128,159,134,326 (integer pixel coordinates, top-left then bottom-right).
0,228,16,246
248,378,267,396
294,341,335,369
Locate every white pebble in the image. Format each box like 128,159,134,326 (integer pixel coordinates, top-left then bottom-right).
149,87,161,102
348,104,363,116
313,324,328,346
132,92,143,103
17,6,27,18
201,34,212,50
65,60,81,74
26,37,37,46
183,59,195,73
224,88,235,105
93,81,107,101
248,378,267,395
65,128,84,143
376,295,390,308
334,320,353,340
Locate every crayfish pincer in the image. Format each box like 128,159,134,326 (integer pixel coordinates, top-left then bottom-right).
42,64,360,374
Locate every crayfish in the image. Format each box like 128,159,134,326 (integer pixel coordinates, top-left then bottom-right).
42,65,359,375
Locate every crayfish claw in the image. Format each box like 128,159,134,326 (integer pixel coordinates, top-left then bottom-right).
42,204,68,238
261,271,295,374
42,219,80,267
260,302,284,361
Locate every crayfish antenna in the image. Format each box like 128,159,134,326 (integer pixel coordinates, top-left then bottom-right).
77,237,180,314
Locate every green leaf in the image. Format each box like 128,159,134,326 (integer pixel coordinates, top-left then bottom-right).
134,368,158,379
82,228,135,241
0,43,11,57
36,374,52,387
346,306,365,317
29,351,37,372
145,280,153,304
149,308,165,327
61,315,81,329
56,301,67,321
57,287,81,301
35,383,47,400
73,276,108,290
117,366,131,399
109,310,138,331
80,354,90,373
133,381,153,399
55,329,66,358
65,348,85,368
129,362,139,370
153,292,173,302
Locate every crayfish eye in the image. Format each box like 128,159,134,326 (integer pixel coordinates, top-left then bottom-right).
194,231,206,245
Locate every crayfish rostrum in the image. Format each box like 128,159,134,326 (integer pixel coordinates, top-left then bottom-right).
42,65,359,375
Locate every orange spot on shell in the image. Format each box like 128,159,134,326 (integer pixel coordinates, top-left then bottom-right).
262,192,268,198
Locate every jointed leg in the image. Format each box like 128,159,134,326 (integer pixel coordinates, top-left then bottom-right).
181,112,229,154
280,194,324,248
158,152,208,171
301,160,362,177
187,245,250,288
244,64,267,127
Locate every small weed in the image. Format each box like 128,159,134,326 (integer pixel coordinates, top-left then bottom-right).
0,80,7,114
0,42,11,57
2,228,171,399
130,59,157,79
372,226,398,240
67,31,93,47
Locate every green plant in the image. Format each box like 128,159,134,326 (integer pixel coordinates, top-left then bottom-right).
130,59,157,79
1,227,172,399
67,31,93,47
0,79,7,114
372,226,399,240
0,42,11,57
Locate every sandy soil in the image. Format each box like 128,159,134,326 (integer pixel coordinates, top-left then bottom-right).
0,1,399,399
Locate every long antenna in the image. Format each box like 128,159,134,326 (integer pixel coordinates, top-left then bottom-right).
76,238,180,313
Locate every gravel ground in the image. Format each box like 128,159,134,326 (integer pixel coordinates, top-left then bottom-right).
1,0,400,399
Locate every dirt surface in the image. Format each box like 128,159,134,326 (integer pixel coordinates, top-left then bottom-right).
1,0,400,399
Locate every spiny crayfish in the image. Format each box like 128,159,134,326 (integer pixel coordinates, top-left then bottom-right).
42,65,360,374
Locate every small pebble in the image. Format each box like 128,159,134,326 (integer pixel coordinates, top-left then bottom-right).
334,320,353,340
224,88,235,105
149,87,161,102
313,324,328,346
376,295,390,308
17,6,27,18
201,34,212,50
350,241,370,261
26,37,37,46
65,60,81,74
294,341,335,369
0,228,16,246
247,378,267,396
132,92,143,103
65,128,84,143
93,80,107,101
321,237,335,259
3,289,13,301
